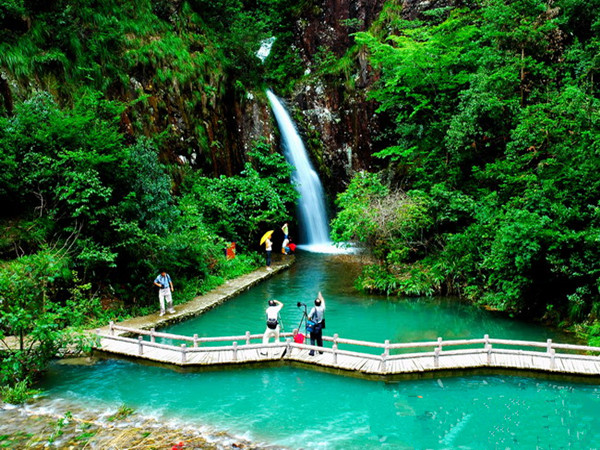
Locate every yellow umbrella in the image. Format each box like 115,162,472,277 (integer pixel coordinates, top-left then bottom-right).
260,230,274,245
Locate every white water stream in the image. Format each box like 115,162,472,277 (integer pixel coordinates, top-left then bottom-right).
266,89,347,253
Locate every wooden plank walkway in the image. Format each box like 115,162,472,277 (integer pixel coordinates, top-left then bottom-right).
94,324,600,380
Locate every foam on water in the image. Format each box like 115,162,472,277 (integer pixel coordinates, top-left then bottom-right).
296,242,358,254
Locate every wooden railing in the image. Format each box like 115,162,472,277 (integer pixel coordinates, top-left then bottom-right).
320,334,600,372
98,322,600,375
102,322,296,363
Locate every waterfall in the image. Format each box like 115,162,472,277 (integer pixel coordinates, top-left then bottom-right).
266,90,333,251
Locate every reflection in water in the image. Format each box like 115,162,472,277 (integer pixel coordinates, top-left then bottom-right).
38,252,597,449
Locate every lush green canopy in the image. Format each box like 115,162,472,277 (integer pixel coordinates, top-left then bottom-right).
333,0,600,331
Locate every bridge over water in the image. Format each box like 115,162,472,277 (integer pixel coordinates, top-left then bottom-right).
95,323,600,379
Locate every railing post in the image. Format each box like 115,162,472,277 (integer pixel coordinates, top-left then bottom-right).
109,321,115,336
138,335,144,356
380,339,390,373
245,331,251,345
434,337,443,368
333,333,338,365
193,334,199,348
485,334,492,365
150,328,156,343
181,344,187,363
233,341,238,361
547,339,555,369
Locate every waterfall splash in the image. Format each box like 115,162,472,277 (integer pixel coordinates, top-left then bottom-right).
256,37,276,62
266,90,344,253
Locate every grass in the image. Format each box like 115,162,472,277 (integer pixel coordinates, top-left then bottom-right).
108,404,135,422
0,432,34,448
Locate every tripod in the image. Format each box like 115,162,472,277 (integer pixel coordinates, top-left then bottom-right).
296,302,309,335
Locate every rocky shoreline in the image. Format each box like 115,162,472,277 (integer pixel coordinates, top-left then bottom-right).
0,397,279,449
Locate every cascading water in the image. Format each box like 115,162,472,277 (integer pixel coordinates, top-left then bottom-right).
266,89,335,252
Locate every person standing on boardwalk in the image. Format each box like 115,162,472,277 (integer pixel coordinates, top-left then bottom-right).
308,291,326,355
282,222,289,239
261,299,283,355
265,235,273,271
153,270,175,316
281,222,289,254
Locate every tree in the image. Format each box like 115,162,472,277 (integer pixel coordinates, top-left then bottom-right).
182,138,297,249
0,249,94,388
338,0,600,322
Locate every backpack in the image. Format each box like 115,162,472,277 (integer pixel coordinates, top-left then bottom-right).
266,318,278,329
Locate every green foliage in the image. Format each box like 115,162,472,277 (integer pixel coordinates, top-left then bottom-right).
357,259,444,297
0,0,304,387
263,31,305,94
0,379,41,404
331,171,432,262
119,137,174,235
0,0,300,172
0,249,97,387
582,319,600,347
335,0,600,325
0,92,124,232
48,411,72,445
0,88,283,386
193,253,262,295
182,138,297,249
331,171,440,295
0,0,26,34
108,404,135,421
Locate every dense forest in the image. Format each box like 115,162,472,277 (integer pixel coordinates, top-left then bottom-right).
1,0,599,395
0,0,301,393
330,0,600,340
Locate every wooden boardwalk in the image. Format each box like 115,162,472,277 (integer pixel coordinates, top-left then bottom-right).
95,323,600,380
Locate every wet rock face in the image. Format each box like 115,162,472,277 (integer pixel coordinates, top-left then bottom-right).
282,0,458,196
293,0,386,62
284,0,390,196
122,77,257,177
293,77,385,198
401,0,460,21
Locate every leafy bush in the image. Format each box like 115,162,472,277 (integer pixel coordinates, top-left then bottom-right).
0,380,41,405
181,138,297,250
331,171,432,263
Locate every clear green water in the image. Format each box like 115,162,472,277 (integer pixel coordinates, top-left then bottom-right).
39,253,600,448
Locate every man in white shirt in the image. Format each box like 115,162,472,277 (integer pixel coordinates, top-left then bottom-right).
261,299,283,355
153,270,175,316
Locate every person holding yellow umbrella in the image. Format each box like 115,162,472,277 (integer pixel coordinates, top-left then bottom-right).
260,230,274,271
